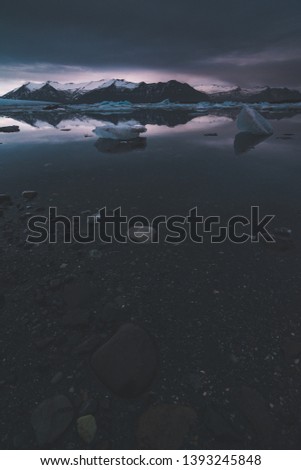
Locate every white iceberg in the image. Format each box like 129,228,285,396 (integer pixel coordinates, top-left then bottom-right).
236,105,273,135
93,121,147,140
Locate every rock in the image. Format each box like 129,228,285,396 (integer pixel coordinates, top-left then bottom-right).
204,133,218,136
281,337,301,361
0,194,12,205
31,395,73,445
77,415,97,443
238,386,275,448
91,323,158,398
0,125,20,133
137,404,197,449
22,190,38,200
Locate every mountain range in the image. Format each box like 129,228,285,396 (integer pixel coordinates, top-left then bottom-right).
2,79,301,104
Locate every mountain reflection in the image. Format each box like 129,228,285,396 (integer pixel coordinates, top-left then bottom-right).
0,108,300,130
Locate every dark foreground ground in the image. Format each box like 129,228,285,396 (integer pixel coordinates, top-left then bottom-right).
0,112,301,449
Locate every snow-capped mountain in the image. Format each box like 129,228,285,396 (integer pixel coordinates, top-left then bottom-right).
3,80,301,104
2,79,208,104
203,86,301,103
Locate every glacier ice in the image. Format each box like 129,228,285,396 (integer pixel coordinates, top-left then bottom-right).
93,121,147,140
236,105,273,135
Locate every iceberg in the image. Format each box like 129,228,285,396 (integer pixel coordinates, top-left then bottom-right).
236,105,273,135
93,121,147,140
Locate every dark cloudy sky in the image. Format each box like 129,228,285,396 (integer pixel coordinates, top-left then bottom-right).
0,0,300,93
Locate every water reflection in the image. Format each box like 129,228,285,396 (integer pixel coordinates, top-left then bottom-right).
95,137,147,153
234,132,271,155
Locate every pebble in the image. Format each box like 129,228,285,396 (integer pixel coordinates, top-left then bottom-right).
31,395,73,445
77,415,97,443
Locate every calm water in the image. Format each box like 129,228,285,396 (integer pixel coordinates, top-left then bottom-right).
1,109,301,449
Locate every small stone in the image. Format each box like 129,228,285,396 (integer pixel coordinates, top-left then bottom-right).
77,415,97,443
31,395,73,445
22,190,38,200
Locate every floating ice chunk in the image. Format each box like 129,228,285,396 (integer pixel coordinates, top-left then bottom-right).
93,121,147,140
236,105,273,135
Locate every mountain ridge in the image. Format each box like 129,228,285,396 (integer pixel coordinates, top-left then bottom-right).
2,79,301,104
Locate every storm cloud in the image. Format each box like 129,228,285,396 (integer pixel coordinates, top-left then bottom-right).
0,0,300,91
